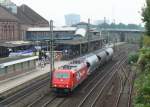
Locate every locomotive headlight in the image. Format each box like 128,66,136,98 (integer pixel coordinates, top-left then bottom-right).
54,84,57,87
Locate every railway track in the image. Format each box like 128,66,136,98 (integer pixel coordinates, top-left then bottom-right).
26,61,118,107
0,76,50,107
80,46,127,93
58,46,130,107
59,44,138,107
27,94,58,107
42,97,65,107
128,71,135,107
114,64,135,107
0,44,137,107
112,45,137,107
97,44,138,107
26,45,126,107
77,56,127,107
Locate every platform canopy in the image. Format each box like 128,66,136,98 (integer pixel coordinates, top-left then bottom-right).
75,28,87,37
0,41,32,47
27,26,76,32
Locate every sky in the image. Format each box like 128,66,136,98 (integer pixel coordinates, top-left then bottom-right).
12,0,145,26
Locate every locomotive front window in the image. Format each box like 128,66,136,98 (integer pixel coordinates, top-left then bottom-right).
55,73,69,78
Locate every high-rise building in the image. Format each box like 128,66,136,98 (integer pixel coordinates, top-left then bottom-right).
65,14,80,26
0,0,8,4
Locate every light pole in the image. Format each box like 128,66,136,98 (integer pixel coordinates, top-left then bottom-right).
87,18,90,52
108,32,110,45
80,38,82,56
99,30,102,48
50,20,54,87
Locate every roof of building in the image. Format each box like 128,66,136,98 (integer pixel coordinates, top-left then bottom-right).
15,6,33,24
76,22,88,25
101,28,144,32
0,56,38,66
18,5,49,26
27,27,77,32
75,28,87,37
0,4,49,27
0,41,32,47
55,38,104,45
0,5,18,21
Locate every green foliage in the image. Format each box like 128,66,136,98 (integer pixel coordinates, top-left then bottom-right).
143,35,150,47
135,104,150,107
142,0,150,36
97,23,144,30
138,47,150,68
128,53,139,64
134,47,150,106
134,73,150,106
139,36,144,48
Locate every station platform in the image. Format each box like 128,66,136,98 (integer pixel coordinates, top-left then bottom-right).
0,60,70,96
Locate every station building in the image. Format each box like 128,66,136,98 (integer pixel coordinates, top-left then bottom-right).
26,26,105,59
26,27,77,41
0,0,49,57
0,1,49,41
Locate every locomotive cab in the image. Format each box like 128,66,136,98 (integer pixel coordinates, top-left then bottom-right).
52,62,88,93
52,70,72,91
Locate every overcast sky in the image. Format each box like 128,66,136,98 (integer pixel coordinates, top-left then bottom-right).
12,0,145,26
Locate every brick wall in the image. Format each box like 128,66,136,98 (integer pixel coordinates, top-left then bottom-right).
0,21,22,41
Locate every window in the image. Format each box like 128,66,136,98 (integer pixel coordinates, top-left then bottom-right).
55,73,69,78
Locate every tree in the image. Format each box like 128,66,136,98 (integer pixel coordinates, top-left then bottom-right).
118,23,126,29
143,35,150,47
142,0,150,36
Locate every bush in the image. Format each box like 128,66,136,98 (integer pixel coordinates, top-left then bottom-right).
134,47,150,106
143,35,150,47
134,73,150,106
128,53,139,64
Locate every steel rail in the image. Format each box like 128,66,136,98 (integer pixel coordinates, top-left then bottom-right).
91,57,127,107
42,96,57,107
114,60,128,107
42,97,65,107
77,61,119,107
0,77,49,106
27,95,45,107
127,70,136,107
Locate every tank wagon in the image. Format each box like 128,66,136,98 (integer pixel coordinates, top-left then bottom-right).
52,48,114,93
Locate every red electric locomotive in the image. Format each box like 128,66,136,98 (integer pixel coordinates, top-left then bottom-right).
52,59,88,93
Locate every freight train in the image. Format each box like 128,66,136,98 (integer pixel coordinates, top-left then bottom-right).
51,48,114,93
